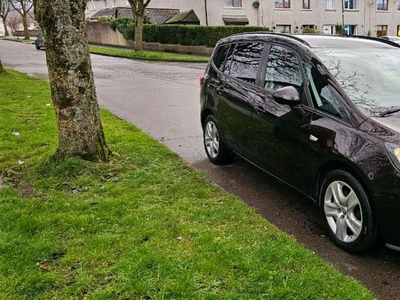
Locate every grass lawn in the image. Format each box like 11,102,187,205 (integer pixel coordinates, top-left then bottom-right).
0,36,33,43
0,38,209,62
89,45,210,63
0,70,375,299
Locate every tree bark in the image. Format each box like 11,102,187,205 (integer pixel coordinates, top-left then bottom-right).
1,16,9,36
0,0,10,35
21,11,28,39
8,0,32,39
135,8,144,51
0,58,6,74
127,0,151,51
33,0,110,162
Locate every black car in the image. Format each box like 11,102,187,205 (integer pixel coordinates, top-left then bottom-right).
200,33,400,253
35,32,45,50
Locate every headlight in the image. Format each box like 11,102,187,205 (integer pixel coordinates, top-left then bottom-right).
385,143,400,170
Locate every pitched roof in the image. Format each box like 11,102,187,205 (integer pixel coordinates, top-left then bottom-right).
90,7,180,25
164,10,200,25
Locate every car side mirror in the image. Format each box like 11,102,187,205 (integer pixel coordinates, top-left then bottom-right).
272,86,301,107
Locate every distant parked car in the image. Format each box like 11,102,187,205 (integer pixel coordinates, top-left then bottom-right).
35,32,45,50
378,35,400,45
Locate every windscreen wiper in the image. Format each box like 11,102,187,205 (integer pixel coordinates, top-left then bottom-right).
379,106,400,117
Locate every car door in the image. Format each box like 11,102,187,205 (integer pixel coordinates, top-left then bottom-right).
250,44,312,193
303,60,359,195
216,42,266,157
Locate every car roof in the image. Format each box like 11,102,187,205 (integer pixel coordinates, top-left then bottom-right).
223,32,400,50
296,35,399,49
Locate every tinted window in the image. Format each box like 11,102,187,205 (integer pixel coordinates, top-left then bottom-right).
225,43,265,85
212,44,230,71
264,45,302,91
305,63,348,120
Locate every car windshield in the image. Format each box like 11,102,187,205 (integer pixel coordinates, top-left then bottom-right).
313,48,400,116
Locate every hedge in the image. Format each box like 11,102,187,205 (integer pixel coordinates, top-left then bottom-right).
110,21,270,47
143,25,269,47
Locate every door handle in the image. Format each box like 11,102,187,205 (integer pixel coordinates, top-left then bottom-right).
215,87,225,94
254,106,265,115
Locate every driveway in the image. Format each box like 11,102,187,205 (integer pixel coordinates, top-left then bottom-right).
1,40,399,300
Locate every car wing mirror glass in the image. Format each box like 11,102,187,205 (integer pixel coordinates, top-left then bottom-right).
272,86,301,107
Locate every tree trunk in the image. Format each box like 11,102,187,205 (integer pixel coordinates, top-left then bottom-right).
134,12,144,51
1,17,9,36
34,0,110,162
22,11,29,39
0,58,6,74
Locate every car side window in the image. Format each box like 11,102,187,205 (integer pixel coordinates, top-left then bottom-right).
264,45,302,91
212,44,230,71
224,43,265,85
305,63,348,120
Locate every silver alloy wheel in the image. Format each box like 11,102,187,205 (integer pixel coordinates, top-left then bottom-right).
204,120,219,159
323,180,363,243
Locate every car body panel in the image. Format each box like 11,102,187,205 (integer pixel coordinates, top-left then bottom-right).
200,33,400,248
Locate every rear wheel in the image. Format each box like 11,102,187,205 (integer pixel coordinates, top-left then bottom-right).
35,43,40,50
203,114,233,164
320,169,377,253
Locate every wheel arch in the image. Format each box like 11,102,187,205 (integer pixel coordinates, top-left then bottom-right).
315,160,375,210
201,108,214,128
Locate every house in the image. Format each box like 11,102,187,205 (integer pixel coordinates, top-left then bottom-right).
86,0,400,37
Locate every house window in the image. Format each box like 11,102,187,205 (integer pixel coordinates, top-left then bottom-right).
327,0,334,9
302,24,316,33
104,0,107,8
377,25,388,36
225,0,243,7
377,0,388,10
275,25,291,33
113,0,116,7
344,0,357,10
275,0,291,8
302,0,310,9
323,25,335,35
398,0,400,10
397,25,400,36
344,25,357,35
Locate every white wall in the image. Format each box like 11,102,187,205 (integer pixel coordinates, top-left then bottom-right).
86,0,400,36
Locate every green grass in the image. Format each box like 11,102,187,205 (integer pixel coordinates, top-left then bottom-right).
0,38,209,62
89,45,210,62
0,70,375,299
0,36,33,43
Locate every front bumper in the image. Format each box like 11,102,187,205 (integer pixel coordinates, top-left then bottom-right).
373,172,400,247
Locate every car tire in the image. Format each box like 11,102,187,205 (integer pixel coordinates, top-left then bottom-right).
203,114,233,165
319,169,377,253
35,44,40,50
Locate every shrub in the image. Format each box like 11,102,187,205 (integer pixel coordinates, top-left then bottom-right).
109,22,269,47
141,25,270,47
109,18,135,40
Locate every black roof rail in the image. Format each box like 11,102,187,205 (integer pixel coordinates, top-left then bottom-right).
349,35,400,47
230,31,311,47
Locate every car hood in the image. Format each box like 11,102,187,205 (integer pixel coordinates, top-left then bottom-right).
371,114,400,133
367,114,400,144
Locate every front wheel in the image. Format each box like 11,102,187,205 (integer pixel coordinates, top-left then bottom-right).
319,169,377,253
203,115,233,165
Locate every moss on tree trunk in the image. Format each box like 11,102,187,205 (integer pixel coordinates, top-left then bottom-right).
34,0,110,162
0,59,5,74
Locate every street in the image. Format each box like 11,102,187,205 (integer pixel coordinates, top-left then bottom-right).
1,40,400,299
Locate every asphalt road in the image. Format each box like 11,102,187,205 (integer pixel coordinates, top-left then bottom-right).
1,40,399,299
